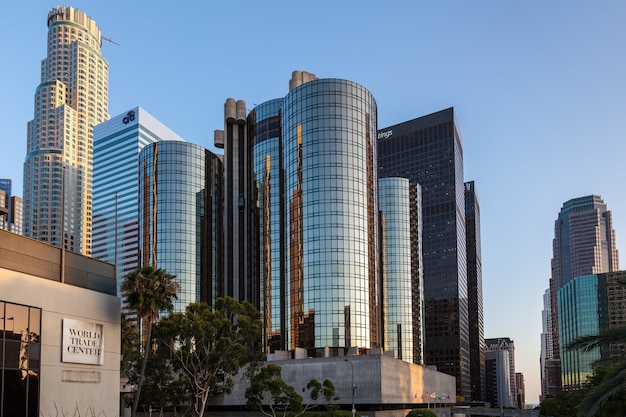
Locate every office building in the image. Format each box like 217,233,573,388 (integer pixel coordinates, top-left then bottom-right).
0,189,8,231
92,107,185,297
379,177,424,364
139,141,223,311
23,6,109,255
465,180,486,401
515,372,526,409
0,230,120,417
540,287,559,400
378,108,474,398
485,338,516,408
546,195,619,395
0,179,12,231
558,271,626,392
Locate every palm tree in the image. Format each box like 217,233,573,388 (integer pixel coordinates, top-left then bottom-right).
567,275,626,416
121,265,180,417
567,325,626,416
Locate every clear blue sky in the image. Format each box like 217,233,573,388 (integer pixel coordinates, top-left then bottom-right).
2,0,626,405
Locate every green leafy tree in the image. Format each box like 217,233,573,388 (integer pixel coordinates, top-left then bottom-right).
566,275,626,416
307,378,340,411
121,265,180,417
246,364,303,417
406,409,437,417
157,298,264,417
246,364,339,417
539,394,581,417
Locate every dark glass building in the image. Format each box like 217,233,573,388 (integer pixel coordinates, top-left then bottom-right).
465,181,486,401
378,108,473,399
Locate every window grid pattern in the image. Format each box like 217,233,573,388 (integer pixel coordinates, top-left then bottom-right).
282,79,378,350
0,300,42,417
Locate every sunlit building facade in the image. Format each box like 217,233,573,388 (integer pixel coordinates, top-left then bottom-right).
282,75,379,352
249,99,284,352
547,195,619,395
379,177,423,364
92,107,185,297
139,141,223,312
23,7,109,255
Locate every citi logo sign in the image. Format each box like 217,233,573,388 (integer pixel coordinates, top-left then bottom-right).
123,110,136,124
378,130,393,139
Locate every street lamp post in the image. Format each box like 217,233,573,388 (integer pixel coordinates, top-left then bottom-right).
345,358,357,417
498,338,504,417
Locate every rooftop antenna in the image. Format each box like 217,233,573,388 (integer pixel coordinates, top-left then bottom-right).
102,35,120,46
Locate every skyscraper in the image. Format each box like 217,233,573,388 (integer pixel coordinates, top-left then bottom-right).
0,179,12,231
281,73,380,352
139,141,223,311
379,177,424,364
92,107,185,297
378,108,473,398
23,6,109,255
465,180,486,401
486,338,517,408
546,195,619,395
558,271,626,392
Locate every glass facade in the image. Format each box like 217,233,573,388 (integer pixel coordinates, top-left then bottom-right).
0,301,41,417
378,108,471,398
465,181,486,401
23,7,109,255
547,195,619,394
92,107,185,299
558,271,626,391
249,99,284,352
558,274,600,391
379,177,420,363
139,141,223,312
282,78,379,352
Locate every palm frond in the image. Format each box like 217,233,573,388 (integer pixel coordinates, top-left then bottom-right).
578,364,626,416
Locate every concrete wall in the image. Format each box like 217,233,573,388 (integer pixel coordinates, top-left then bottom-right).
211,351,456,410
0,231,120,417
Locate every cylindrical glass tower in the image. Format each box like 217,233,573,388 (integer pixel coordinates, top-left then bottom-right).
249,98,284,352
139,141,222,312
282,78,378,351
379,177,422,363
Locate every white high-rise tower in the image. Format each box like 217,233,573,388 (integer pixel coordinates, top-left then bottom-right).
23,6,109,255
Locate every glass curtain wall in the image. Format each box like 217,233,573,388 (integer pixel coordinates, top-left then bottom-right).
282,79,378,352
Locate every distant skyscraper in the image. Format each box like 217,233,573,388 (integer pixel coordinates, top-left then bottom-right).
540,287,557,400
23,6,109,255
378,108,473,398
486,338,516,408
558,271,626,392
465,180,486,402
0,190,8,231
0,179,11,231
139,141,223,311
546,195,619,395
515,372,526,409
92,107,185,297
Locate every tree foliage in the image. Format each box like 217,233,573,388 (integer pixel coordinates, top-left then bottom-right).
121,265,180,417
564,274,626,416
406,409,437,417
156,298,264,417
245,364,339,417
